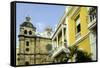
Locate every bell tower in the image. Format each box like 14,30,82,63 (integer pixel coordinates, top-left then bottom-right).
19,16,36,36
18,16,36,65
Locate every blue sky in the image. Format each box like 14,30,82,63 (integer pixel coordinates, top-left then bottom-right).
16,3,65,46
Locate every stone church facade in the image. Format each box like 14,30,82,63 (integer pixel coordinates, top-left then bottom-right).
16,17,53,65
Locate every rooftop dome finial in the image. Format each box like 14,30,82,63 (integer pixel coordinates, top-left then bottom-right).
25,16,31,22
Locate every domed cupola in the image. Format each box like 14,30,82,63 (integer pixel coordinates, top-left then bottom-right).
20,16,36,30
19,16,36,36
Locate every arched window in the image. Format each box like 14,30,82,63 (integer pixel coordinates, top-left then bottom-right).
29,31,32,35
26,41,29,46
17,58,20,61
24,30,27,34
26,48,29,52
25,61,29,65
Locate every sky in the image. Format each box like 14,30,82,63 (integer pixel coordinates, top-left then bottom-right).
16,3,65,47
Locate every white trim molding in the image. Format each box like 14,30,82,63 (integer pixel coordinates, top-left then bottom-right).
71,32,90,46
51,45,69,58
88,17,96,30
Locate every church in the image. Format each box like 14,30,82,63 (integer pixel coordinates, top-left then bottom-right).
16,17,53,65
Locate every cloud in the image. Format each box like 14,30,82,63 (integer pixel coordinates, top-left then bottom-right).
34,22,46,32
54,24,57,31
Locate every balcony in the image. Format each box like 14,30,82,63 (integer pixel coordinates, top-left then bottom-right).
88,7,97,30
50,45,69,58
88,17,96,30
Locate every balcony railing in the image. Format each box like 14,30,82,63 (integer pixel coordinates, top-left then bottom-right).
88,7,97,29
88,17,96,30
49,44,69,58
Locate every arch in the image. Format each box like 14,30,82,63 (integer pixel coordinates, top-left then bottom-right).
25,61,29,65
29,31,32,35
26,48,29,52
24,30,27,34
26,41,29,46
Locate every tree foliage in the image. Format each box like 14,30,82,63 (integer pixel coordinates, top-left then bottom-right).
68,45,92,62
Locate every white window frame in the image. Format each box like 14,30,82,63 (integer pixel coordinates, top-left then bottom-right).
75,15,81,39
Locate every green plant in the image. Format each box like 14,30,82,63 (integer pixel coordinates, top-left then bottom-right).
68,45,78,59
75,50,92,62
68,45,92,62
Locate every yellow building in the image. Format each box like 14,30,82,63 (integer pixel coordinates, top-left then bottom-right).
16,6,97,65
50,6,97,62
67,6,97,61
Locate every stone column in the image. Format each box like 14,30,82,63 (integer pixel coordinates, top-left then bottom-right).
62,25,64,46
52,40,54,50
56,36,58,47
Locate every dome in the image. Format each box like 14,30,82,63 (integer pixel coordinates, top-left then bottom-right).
20,17,36,29
20,22,35,28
